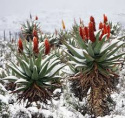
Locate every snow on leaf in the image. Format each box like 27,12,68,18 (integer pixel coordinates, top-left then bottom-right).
47,64,65,77
15,78,28,84
3,76,18,81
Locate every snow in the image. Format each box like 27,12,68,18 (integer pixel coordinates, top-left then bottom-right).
0,83,7,92
0,94,8,104
1,0,125,39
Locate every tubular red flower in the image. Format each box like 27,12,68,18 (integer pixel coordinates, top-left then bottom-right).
90,16,96,31
107,25,110,38
79,26,85,40
79,26,83,38
44,39,50,55
99,24,111,40
18,38,23,53
88,22,96,42
99,22,103,29
103,24,107,34
84,27,89,39
103,14,108,24
33,37,39,53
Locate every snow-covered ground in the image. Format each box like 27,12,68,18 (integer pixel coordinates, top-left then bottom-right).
1,0,125,39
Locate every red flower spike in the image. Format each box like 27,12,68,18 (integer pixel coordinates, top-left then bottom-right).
35,16,38,20
103,24,108,34
44,39,50,55
79,27,83,39
79,26,82,37
90,16,96,31
18,38,23,53
107,25,110,39
79,26,86,40
88,22,96,42
84,27,89,39
103,14,108,24
82,28,86,40
33,37,39,54
99,22,103,29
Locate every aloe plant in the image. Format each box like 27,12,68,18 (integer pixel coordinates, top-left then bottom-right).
21,16,41,41
60,16,125,116
3,52,65,106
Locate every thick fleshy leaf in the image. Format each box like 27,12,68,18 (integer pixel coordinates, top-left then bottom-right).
48,64,65,77
106,44,124,57
83,51,94,62
46,60,60,74
93,30,101,47
22,52,29,63
3,76,18,82
41,76,61,82
8,65,28,79
32,66,39,80
39,61,49,78
98,52,108,62
75,31,87,51
106,53,125,62
64,51,84,64
22,60,32,77
88,42,94,57
94,34,107,54
10,60,24,74
12,87,26,93
98,65,109,77
100,40,119,54
63,41,84,59
35,52,42,71
41,54,54,67
16,55,25,73
82,66,93,74
29,57,34,71
15,79,28,84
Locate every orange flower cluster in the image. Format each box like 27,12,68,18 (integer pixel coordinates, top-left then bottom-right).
79,26,89,40
79,14,110,42
79,16,96,42
99,14,110,40
99,23,110,40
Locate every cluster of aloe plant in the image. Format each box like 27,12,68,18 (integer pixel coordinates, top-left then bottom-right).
2,15,125,117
